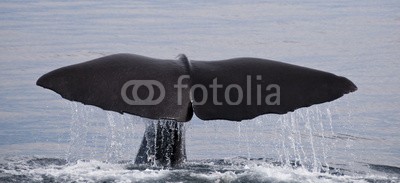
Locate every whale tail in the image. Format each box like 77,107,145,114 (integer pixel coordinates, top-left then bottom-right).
37,53,357,167
36,53,357,122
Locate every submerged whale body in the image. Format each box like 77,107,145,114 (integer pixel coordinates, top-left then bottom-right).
36,53,357,167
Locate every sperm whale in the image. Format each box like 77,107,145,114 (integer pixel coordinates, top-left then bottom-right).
37,53,357,166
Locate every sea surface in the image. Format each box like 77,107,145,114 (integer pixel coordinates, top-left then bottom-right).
1,1,399,182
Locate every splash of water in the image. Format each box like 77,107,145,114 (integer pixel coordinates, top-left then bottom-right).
66,102,352,174
248,105,347,173
2,102,397,182
66,103,145,163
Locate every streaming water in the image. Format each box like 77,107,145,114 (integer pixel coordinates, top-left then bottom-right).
1,104,397,182
66,103,143,163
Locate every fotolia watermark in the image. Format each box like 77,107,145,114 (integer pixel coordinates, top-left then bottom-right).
121,75,280,106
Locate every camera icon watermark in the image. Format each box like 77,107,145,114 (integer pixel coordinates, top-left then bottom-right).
121,80,165,105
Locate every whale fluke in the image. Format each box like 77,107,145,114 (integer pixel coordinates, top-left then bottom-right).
37,53,357,167
37,53,357,122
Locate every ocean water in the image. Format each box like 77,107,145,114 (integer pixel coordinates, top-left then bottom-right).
1,1,399,182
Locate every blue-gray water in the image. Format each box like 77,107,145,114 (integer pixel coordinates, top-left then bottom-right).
1,1,399,182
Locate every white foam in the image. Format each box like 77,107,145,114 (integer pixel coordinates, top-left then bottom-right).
2,160,169,183
190,171,238,182
184,159,397,183
1,158,397,183
247,165,347,183
241,164,398,183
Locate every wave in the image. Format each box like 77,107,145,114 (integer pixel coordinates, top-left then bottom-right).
0,157,398,183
